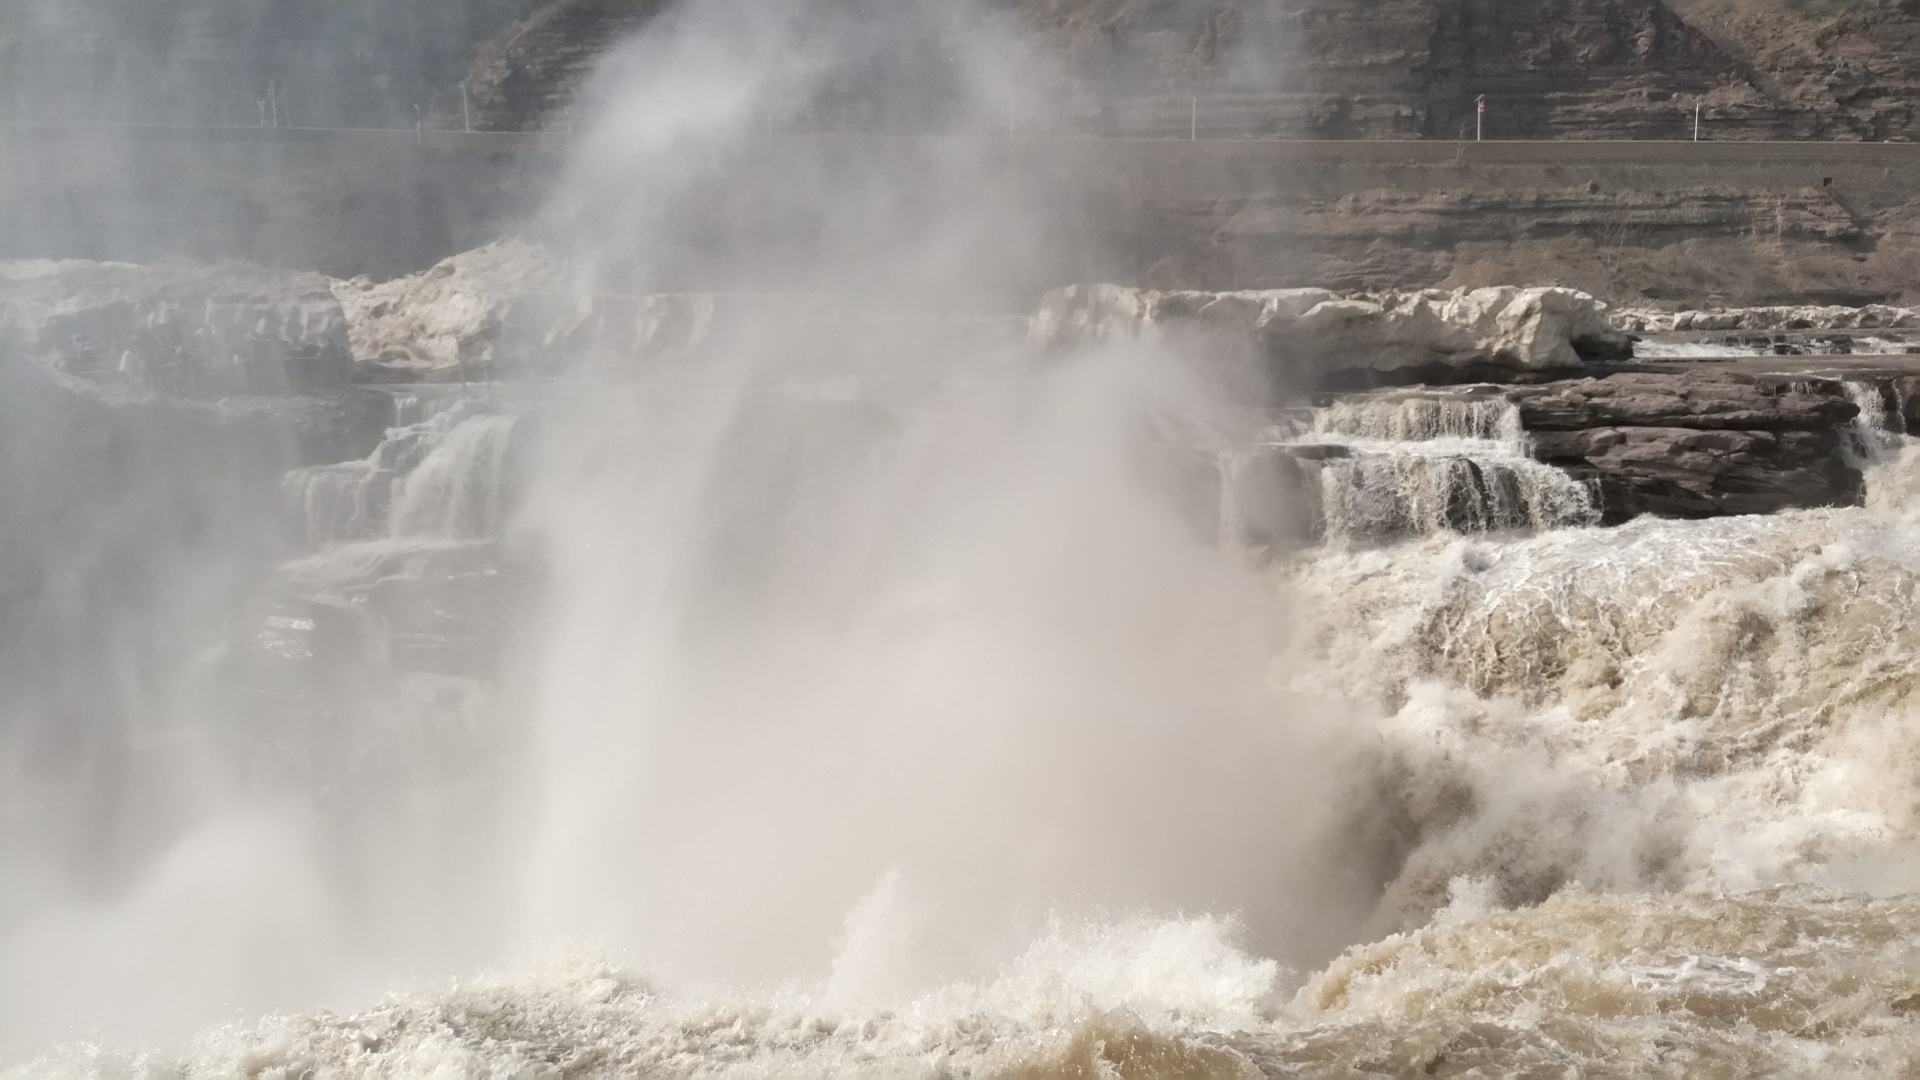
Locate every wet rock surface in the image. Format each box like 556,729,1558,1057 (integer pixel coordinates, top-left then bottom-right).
1533,424,1862,522
453,0,1770,141
1509,372,1861,432
1507,371,1881,522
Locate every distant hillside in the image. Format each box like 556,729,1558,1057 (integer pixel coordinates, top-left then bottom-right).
448,0,1920,141
0,0,541,129
10,0,1919,141
1671,0,1920,139
453,0,1792,139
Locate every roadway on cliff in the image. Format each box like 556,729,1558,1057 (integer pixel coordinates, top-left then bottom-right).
7,122,1920,167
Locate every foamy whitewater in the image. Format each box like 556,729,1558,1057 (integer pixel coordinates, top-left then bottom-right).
15,5,1920,1078
17,397,1920,1076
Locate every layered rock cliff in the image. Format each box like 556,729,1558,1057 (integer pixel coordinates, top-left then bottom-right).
1674,0,1920,141
0,0,542,128
10,0,1920,142
450,0,1902,140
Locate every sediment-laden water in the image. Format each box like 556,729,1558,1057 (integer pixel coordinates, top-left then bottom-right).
13,7,1920,1077
8,346,1920,1079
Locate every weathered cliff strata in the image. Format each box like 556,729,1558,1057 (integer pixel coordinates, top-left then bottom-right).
1673,0,1920,142
457,0,1786,141
1493,370,1866,521
17,0,1920,144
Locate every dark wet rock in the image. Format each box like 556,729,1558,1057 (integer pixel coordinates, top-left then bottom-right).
1505,371,1867,522
1531,426,1862,523
1510,372,1861,433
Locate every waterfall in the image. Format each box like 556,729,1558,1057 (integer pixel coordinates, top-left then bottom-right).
282,394,516,546
1260,391,1598,545
1311,394,1523,444
388,414,518,540
1843,381,1906,462
282,459,395,545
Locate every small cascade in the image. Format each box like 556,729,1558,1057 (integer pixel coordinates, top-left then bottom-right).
282,393,515,546
389,414,518,540
1318,451,1597,540
1312,394,1523,444
1843,381,1906,462
1225,390,1599,547
283,459,396,545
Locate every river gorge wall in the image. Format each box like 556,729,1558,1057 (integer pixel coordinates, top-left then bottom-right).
8,129,1920,306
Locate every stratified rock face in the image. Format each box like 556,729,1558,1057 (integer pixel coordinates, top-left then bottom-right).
11,0,1920,144
452,0,1787,140
0,259,354,395
1032,283,1631,387
459,0,672,130
1509,372,1861,431
0,0,543,129
1533,425,1860,520
1514,372,1867,520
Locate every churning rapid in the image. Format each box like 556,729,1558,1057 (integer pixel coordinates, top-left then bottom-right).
15,4,1920,1079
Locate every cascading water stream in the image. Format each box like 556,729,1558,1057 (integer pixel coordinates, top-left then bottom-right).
1844,380,1907,462
282,395,518,546
1307,394,1598,541
1217,392,1600,549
